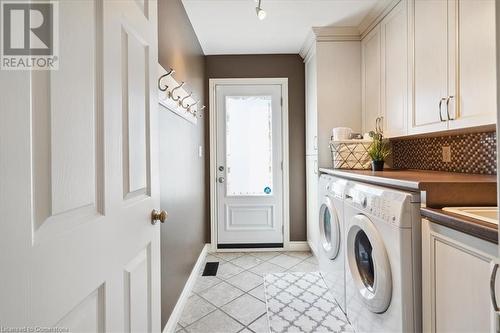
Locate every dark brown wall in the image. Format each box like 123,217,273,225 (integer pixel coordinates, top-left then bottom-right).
158,0,206,328
206,55,307,241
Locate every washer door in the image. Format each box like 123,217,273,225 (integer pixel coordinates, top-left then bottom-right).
346,214,392,313
319,196,341,259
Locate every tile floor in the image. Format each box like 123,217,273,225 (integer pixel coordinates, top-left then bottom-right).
176,251,319,333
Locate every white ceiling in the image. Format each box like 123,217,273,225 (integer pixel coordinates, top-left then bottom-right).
182,0,380,55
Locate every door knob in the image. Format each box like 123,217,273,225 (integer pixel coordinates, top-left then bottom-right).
218,177,225,183
151,209,168,225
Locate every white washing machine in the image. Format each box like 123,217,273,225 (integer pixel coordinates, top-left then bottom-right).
344,180,422,333
318,174,348,314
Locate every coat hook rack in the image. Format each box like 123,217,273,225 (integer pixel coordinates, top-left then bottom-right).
158,68,175,92
158,64,199,125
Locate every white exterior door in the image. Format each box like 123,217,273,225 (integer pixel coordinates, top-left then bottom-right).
0,1,161,331
215,83,284,247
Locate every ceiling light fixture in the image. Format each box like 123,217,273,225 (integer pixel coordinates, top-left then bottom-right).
255,0,266,20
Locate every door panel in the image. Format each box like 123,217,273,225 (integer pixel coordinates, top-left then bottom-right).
362,26,381,134
410,0,449,134
0,0,160,330
216,84,284,245
381,0,408,137
450,0,497,129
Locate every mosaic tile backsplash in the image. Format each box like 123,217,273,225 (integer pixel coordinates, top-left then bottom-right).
391,131,497,175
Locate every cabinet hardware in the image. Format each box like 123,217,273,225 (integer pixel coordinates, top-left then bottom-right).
490,263,500,332
438,98,447,122
446,96,455,120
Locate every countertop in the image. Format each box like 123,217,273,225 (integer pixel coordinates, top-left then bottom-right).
320,168,497,208
320,168,498,241
421,207,498,244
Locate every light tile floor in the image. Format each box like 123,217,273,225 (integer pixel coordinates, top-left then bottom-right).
176,251,319,333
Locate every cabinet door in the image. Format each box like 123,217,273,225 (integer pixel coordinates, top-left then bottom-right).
362,26,381,134
381,0,408,138
409,0,449,134
422,219,498,333
449,0,496,129
306,156,319,254
305,53,318,155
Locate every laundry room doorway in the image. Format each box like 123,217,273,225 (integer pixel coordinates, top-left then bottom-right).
209,78,290,249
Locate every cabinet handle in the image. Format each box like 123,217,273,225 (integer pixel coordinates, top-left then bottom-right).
313,160,318,174
446,96,455,120
438,98,447,122
491,263,499,311
378,116,384,133
491,263,500,332
313,136,318,150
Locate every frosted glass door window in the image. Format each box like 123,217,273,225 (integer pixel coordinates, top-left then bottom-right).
225,96,273,196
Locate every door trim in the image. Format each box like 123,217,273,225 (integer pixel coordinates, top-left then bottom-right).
209,78,290,252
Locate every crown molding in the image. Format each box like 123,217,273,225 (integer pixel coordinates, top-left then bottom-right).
358,0,401,38
313,26,361,41
299,29,316,62
298,0,400,60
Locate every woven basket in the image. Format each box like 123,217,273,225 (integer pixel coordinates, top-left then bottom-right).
330,139,373,170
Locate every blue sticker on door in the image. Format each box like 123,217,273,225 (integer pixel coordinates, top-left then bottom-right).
264,187,272,194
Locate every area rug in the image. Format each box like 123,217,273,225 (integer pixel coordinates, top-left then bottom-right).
264,272,354,333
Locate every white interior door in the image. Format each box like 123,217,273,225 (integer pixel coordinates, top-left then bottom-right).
0,1,161,331
215,83,284,247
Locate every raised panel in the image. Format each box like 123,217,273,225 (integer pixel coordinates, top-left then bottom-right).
362,27,381,133
225,204,275,231
411,0,448,132
381,0,407,137
451,0,496,129
124,246,151,333
121,26,150,199
433,238,491,332
56,285,105,333
31,0,103,242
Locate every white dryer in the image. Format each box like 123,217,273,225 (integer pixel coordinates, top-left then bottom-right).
318,174,348,314
344,180,422,333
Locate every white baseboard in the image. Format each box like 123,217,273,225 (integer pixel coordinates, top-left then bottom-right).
162,244,209,333
287,241,311,252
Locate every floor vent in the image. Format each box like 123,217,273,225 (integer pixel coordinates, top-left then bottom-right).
202,262,219,276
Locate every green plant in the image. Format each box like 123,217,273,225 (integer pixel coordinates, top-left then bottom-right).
368,130,391,162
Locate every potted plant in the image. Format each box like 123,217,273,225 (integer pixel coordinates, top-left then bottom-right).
368,130,390,171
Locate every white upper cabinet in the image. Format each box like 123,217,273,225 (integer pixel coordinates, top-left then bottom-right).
450,0,497,129
409,0,450,134
380,0,408,137
362,26,381,134
408,0,496,134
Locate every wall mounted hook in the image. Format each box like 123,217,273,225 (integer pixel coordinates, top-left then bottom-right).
180,92,193,108
170,81,185,101
158,68,175,92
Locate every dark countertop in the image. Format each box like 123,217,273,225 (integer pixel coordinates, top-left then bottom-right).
320,168,497,207
421,207,498,244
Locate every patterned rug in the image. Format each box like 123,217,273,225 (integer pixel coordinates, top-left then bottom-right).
264,272,354,333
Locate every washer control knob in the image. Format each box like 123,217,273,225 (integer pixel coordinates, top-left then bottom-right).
361,196,367,208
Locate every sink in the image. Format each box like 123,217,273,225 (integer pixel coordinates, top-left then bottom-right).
443,207,499,225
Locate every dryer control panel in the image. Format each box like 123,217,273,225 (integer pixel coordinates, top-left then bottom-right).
345,182,416,228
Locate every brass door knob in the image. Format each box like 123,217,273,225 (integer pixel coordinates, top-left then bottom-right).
151,209,168,225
